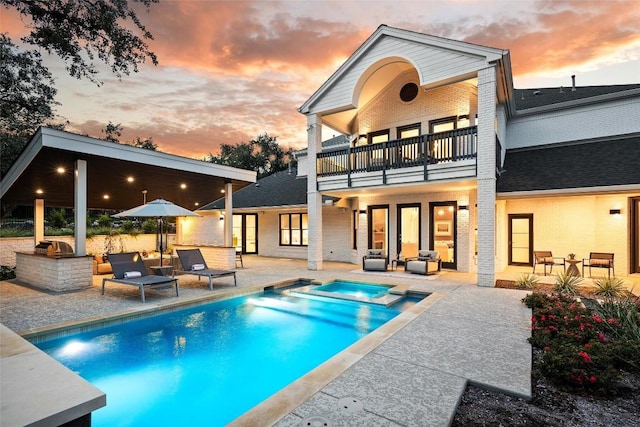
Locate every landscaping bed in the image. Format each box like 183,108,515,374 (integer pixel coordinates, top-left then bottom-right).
453,278,640,427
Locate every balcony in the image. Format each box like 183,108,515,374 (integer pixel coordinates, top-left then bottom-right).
316,126,478,189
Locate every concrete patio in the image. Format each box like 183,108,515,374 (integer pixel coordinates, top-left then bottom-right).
1,256,533,426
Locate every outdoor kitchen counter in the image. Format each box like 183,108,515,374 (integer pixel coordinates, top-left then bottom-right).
15,252,93,292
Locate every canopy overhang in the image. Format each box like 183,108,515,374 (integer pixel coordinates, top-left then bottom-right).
1,127,256,210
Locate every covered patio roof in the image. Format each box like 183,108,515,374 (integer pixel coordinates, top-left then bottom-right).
0,127,256,211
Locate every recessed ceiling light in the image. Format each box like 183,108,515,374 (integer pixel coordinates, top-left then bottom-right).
221,189,225,193
127,176,134,183
194,202,199,206
103,194,110,200
56,167,65,173
36,189,44,194
180,183,187,189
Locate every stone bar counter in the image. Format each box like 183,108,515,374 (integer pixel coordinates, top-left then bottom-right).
15,252,94,292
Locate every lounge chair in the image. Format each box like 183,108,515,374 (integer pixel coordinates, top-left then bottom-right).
362,249,388,271
533,251,565,276
405,250,441,275
102,252,179,303
176,249,237,290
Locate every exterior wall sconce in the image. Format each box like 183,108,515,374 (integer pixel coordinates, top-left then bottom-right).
219,213,225,221
609,209,621,215
459,205,468,211
359,210,367,215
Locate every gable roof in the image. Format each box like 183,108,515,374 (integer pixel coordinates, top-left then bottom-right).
299,24,511,123
497,135,640,194
514,84,640,112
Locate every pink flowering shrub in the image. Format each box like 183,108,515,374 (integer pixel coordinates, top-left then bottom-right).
523,292,638,395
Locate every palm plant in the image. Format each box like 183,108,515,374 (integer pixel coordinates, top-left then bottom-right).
516,273,539,289
592,276,627,298
554,272,583,295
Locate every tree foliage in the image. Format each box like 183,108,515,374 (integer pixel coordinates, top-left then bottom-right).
101,121,157,150
207,133,297,178
2,0,158,84
0,0,159,175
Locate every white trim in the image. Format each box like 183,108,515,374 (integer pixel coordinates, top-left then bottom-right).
497,184,640,199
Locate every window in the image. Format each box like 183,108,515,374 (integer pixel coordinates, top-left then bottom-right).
400,82,419,102
429,116,457,133
352,210,358,249
368,129,389,144
280,213,308,246
397,123,421,139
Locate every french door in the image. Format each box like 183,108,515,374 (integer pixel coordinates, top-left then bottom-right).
232,214,258,254
429,201,457,269
397,204,421,260
368,205,389,253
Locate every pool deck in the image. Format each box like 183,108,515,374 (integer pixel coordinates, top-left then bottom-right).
1,256,533,426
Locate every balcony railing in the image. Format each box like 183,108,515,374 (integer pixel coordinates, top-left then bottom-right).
317,126,478,177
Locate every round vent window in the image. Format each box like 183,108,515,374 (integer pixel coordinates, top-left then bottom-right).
400,82,419,102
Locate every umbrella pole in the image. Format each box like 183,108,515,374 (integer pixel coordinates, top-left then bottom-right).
159,217,163,266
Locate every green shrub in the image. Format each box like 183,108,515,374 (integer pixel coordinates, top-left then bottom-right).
526,292,639,394
0,265,16,280
516,273,539,289
47,208,68,229
592,276,627,298
554,272,582,295
142,219,157,233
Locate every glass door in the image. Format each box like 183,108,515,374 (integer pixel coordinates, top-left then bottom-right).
397,204,420,261
430,202,456,269
368,205,389,253
508,214,533,265
232,213,258,254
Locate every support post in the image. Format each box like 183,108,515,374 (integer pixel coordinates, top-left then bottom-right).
307,114,323,270
224,181,233,247
74,159,87,256
34,199,45,246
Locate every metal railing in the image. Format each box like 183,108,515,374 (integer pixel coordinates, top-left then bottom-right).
317,126,478,177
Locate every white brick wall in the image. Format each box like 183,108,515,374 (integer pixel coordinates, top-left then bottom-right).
502,194,632,276
358,70,476,136
476,66,498,287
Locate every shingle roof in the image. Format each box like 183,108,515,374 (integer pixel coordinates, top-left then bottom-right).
199,168,306,210
497,136,640,193
514,84,640,111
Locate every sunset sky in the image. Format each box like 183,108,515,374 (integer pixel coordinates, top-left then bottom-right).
2,0,639,158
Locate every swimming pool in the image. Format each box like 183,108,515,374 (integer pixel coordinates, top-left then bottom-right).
35,287,421,426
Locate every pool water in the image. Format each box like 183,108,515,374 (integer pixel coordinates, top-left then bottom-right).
312,280,392,299
35,289,418,426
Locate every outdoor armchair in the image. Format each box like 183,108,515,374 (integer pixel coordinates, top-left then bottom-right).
362,249,388,271
582,252,614,278
532,251,565,276
405,250,441,275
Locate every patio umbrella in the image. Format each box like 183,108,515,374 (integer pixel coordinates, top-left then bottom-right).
113,199,200,266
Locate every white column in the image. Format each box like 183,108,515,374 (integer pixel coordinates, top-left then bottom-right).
224,181,233,247
74,159,88,256
307,114,323,270
34,199,45,246
476,66,497,287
